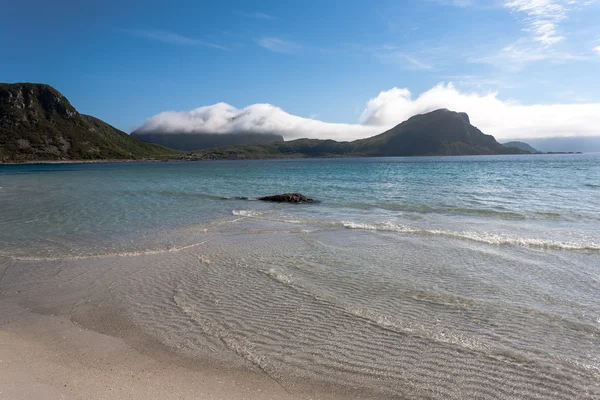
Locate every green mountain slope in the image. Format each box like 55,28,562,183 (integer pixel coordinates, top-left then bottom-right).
195,109,524,160
131,131,284,151
0,83,179,162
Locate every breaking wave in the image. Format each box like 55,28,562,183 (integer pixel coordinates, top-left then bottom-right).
341,221,600,252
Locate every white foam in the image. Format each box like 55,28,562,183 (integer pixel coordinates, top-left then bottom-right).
265,268,295,285
10,240,209,261
232,210,263,217
342,221,600,252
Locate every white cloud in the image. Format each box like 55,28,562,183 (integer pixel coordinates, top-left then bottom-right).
135,84,600,141
471,1,594,69
594,45,600,54
504,0,573,46
469,39,588,70
256,37,302,54
124,29,228,50
135,102,380,142
360,83,600,139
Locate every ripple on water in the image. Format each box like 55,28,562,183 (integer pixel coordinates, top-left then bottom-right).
3,221,598,400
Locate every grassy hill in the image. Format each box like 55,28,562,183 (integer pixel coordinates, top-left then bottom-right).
131,131,284,151
0,83,180,162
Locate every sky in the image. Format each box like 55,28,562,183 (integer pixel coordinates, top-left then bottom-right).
2,0,600,141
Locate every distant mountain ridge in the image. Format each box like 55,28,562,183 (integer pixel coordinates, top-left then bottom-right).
502,141,539,153
514,137,600,153
1,83,529,162
131,131,284,151
0,83,179,162
195,109,525,159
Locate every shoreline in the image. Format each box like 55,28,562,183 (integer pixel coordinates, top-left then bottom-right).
0,151,588,166
0,300,317,400
0,159,176,166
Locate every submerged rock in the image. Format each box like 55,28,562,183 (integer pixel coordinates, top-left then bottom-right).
258,193,314,203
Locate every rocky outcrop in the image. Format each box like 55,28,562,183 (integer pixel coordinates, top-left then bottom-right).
457,112,470,124
258,193,314,203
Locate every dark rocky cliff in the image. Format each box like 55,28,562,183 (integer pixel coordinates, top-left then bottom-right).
0,83,178,162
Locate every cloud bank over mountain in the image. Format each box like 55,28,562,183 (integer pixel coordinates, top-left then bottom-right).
135,84,600,141
135,102,381,142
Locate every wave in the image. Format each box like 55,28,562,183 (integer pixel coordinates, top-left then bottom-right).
231,210,302,224
534,212,561,219
228,208,599,252
340,202,529,220
8,240,208,261
232,209,263,217
342,221,600,252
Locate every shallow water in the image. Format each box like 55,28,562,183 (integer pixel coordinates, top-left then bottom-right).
1,155,599,399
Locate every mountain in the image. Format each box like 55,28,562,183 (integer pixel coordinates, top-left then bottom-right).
131,131,284,151
0,85,529,162
194,109,524,160
502,141,538,153
513,137,600,153
0,83,179,162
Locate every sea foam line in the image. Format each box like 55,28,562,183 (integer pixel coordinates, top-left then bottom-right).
342,221,600,252
230,210,599,252
232,210,302,224
9,240,209,261
232,209,263,218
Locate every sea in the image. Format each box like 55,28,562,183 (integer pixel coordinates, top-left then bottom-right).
1,154,599,399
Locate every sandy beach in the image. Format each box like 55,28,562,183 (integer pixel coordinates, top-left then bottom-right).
0,300,312,400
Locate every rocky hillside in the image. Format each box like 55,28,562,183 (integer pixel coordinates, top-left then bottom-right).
351,109,519,156
195,109,525,160
0,83,179,162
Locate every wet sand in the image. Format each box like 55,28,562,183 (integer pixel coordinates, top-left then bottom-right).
0,300,311,400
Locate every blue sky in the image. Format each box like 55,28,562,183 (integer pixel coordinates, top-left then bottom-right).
2,0,600,140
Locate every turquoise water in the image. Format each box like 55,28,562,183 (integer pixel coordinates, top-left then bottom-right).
1,154,599,257
1,154,599,399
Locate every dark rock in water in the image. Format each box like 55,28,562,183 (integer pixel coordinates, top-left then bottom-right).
258,193,314,203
